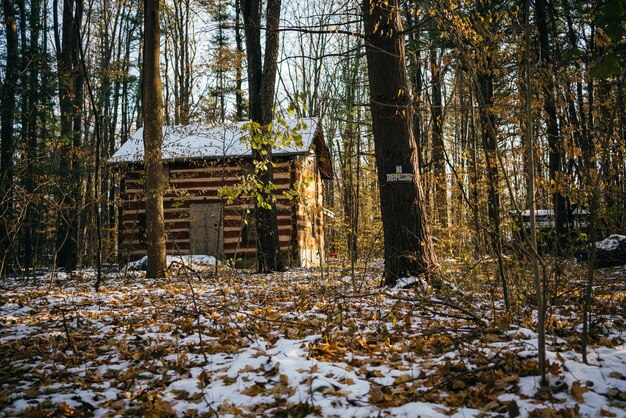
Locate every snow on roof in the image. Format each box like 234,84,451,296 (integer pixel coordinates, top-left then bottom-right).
109,117,320,164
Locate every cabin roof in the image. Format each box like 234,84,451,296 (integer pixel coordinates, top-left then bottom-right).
109,117,321,164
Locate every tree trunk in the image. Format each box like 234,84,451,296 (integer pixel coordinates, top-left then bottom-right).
477,64,509,311
54,0,83,271
430,45,448,230
143,0,166,278
536,0,567,252
362,0,438,286
234,0,245,120
523,0,546,384
242,0,283,273
1,0,18,276
23,0,42,273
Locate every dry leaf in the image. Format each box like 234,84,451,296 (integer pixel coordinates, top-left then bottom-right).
242,383,264,397
571,380,588,403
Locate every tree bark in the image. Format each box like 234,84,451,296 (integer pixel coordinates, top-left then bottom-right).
362,0,438,285
242,0,283,273
143,0,166,278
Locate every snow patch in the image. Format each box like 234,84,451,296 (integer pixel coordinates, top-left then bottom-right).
124,255,217,271
594,234,626,251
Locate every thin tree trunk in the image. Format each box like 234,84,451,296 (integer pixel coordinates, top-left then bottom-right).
234,0,244,120
524,0,546,385
430,45,448,231
536,0,567,252
476,52,509,310
1,0,19,276
23,0,42,273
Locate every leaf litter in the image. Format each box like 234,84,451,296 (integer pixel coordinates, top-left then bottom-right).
0,262,625,417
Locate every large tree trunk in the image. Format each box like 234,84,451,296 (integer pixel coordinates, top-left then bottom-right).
143,0,166,278
362,0,438,286
242,0,283,273
1,0,18,276
54,0,83,271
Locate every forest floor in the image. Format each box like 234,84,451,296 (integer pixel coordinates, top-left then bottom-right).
0,259,625,417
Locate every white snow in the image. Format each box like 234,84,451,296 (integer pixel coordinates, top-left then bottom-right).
109,117,319,163
124,255,217,270
1,266,624,417
594,234,626,251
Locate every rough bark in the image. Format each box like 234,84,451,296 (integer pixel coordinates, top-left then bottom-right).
362,0,438,285
143,0,167,278
242,0,283,273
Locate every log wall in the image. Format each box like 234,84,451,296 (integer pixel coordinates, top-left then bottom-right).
119,155,325,266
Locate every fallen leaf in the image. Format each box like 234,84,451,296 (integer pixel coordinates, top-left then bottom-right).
507,400,520,417
571,380,588,402
242,383,264,397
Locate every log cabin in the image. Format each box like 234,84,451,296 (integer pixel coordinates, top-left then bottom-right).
109,118,333,267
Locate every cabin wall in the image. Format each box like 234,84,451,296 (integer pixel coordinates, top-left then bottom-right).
119,157,314,265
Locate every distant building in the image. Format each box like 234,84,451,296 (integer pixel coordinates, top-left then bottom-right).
517,208,589,230
109,118,333,267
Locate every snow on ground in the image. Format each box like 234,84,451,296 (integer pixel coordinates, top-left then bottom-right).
125,255,218,271
0,263,624,417
594,235,626,251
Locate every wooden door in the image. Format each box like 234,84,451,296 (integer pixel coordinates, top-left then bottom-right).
189,203,223,256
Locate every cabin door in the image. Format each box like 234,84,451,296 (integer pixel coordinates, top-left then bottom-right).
189,203,223,256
